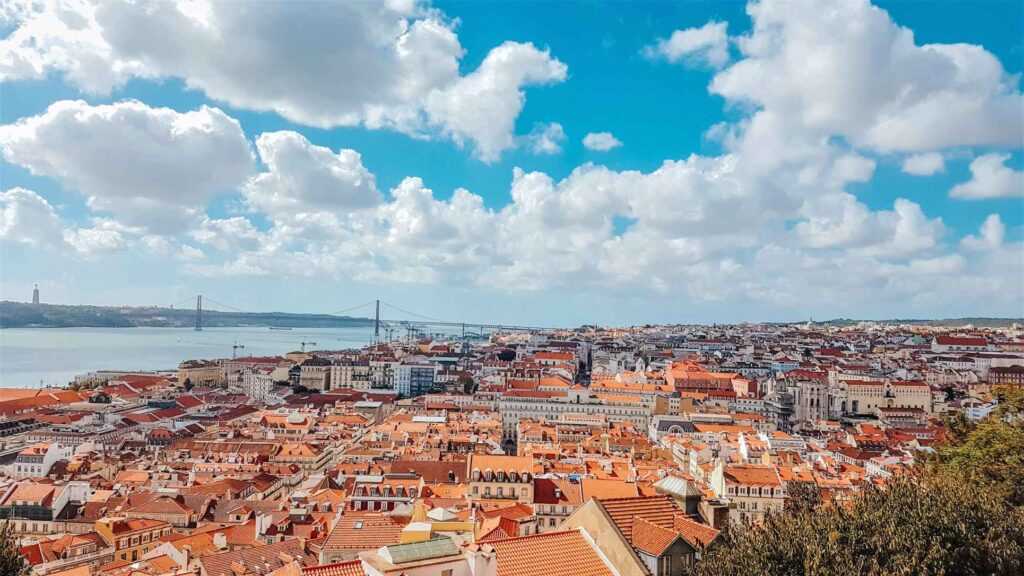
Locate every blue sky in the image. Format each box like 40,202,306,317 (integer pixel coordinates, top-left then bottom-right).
0,0,1021,326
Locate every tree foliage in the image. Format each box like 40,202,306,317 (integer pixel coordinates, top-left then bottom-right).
0,521,30,576
692,389,1024,576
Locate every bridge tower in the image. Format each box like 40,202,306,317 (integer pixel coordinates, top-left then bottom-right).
195,294,203,331
374,299,380,343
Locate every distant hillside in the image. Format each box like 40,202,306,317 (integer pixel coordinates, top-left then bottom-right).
0,301,375,329
814,317,1022,328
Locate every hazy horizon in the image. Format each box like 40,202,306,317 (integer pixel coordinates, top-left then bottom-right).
2,0,1022,326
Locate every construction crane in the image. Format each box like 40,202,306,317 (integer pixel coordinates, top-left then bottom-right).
301,341,318,352
232,341,245,359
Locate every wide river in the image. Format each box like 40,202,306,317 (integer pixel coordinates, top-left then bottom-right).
0,326,391,388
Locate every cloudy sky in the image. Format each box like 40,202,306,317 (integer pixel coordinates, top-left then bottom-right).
1,0,1022,326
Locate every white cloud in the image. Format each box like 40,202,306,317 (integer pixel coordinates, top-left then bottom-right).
0,187,142,256
425,42,567,161
63,219,129,255
0,187,63,246
795,195,943,258
901,152,945,176
950,154,1024,200
0,100,254,232
245,131,380,219
582,132,622,151
0,1,566,162
710,0,1023,154
526,122,566,155
960,214,1005,251
191,217,265,252
645,21,730,68
4,0,1021,320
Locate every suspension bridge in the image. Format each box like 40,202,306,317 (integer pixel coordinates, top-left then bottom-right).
174,294,553,342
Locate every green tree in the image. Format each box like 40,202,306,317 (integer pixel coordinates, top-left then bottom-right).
933,386,1024,506
0,521,30,576
694,473,1024,576
691,391,1024,576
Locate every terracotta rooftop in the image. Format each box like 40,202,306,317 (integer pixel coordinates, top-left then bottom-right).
724,464,782,486
303,560,366,576
596,495,681,543
198,538,313,576
631,516,679,556
489,529,613,576
323,513,406,552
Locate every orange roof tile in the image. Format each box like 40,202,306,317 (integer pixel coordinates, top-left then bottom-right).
490,529,613,576
303,561,365,576
631,517,679,556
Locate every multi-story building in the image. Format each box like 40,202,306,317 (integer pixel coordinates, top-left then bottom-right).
299,357,332,391
242,368,276,403
931,336,989,353
533,477,582,531
369,360,397,391
990,365,1024,387
347,473,422,512
467,454,534,503
11,443,67,479
498,388,652,439
177,360,223,386
95,517,172,564
330,359,372,390
394,362,438,397
0,481,89,535
710,462,785,525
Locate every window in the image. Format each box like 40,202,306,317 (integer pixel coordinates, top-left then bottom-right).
441,570,453,576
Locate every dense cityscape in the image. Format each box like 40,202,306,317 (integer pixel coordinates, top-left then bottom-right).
0,319,1021,575
1,0,1023,573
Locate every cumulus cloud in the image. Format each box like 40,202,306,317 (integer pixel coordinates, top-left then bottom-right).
960,214,1005,251
525,122,566,155
950,154,1024,200
244,131,380,219
645,21,730,68
0,100,254,232
63,219,130,255
901,152,945,176
3,0,1021,319
582,132,622,151
0,187,64,246
0,1,565,162
710,0,1023,153
795,195,944,258
425,42,567,161
0,187,144,256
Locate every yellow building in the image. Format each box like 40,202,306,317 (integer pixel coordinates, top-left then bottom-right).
95,516,172,563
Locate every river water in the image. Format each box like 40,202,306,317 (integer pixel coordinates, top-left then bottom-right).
0,326,388,388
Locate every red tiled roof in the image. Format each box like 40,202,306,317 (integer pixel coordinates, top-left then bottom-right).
303,561,365,576
631,516,678,556
724,465,781,486
596,495,680,543
489,529,613,576
199,539,313,576
935,335,987,347
533,478,582,505
673,515,720,549
323,513,406,552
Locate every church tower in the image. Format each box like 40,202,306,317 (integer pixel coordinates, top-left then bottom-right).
32,284,39,305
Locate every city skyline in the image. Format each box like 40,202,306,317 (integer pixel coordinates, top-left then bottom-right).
1,0,1022,327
